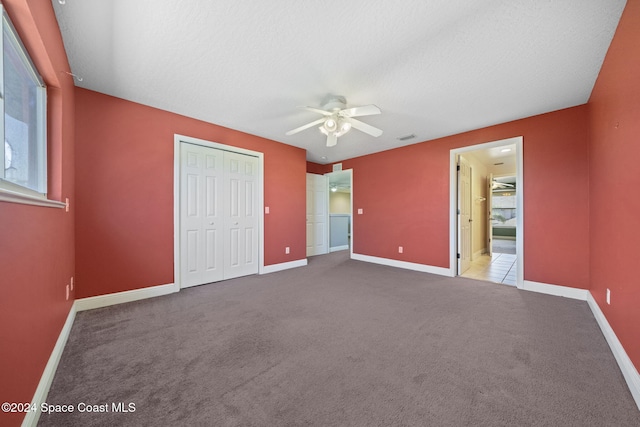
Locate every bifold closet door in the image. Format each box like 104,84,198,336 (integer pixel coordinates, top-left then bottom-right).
181,143,224,287
180,143,258,288
222,150,259,280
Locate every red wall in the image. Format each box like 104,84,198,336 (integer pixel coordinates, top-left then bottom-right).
307,161,330,175
74,89,306,298
337,105,590,289
0,1,75,426
588,0,640,372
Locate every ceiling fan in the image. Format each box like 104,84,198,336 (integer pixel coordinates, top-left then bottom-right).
492,180,515,189
286,96,383,147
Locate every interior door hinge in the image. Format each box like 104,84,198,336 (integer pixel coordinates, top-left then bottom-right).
457,253,461,259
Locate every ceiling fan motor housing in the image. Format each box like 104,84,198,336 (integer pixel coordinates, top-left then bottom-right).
322,95,347,111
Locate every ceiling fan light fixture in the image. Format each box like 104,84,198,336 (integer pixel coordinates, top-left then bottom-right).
324,118,337,132
334,119,352,137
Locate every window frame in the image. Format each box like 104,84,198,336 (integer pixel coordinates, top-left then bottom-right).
0,6,61,208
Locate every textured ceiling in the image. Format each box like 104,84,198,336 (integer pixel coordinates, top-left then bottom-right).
52,0,626,164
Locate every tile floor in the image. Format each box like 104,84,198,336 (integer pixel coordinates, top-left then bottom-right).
461,252,517,286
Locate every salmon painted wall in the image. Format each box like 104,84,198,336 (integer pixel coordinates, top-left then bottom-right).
307,161,330,175
75,88,306,298
0,1,75,426
588,0,640,372
337,105,590,289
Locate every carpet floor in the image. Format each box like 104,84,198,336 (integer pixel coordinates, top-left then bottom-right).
39,251,639,426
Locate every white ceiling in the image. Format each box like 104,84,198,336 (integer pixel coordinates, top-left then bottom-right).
466,143,517,176
52,0,626,164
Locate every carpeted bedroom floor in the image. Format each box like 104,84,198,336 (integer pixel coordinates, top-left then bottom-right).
38,251,639,426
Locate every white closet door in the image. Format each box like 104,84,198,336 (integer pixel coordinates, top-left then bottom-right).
180,143,224,287
223,151,259,280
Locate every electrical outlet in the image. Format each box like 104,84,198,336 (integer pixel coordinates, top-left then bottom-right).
66,284,70,300
606,288,611,305
265,206,270,214
285,247,290,254
398,246,403,254
358,208,363,214
65,197,70,212
70,276,74,291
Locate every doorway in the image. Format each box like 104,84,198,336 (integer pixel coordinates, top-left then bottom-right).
174,135,264,289
450,137,523,288
306,169,353,257
326,169,352,253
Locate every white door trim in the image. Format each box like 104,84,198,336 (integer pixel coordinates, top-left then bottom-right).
174,134,265,290
449,136,524,289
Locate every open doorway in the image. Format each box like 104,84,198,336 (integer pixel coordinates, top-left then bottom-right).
490,175,517,255
450,137,523,288
325,169,352,253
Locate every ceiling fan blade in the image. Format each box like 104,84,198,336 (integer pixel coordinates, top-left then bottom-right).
339,104,381,118
285,118,325,136
348,117,383,137
303,106,332,116
492,181,515,188
326,133,338,147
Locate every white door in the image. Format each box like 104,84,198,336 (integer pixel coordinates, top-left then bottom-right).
306,173,328,256
457,156,471,274
223,150,259,280
180,143,258,288
487,173,493,256
181,143,224,287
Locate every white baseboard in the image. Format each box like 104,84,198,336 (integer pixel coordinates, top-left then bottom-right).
74,283,178,312
261,258,307,274
351,253,453,277
522,280,589,300
22,304,77,427
330,245,349,252
587,292,640,410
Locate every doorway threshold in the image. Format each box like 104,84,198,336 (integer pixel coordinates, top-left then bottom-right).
461,253,517,286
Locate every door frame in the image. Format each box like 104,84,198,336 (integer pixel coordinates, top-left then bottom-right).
449,136,524,289
173,134,265,290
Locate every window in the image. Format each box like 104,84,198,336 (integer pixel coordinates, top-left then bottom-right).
0,7,47,198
